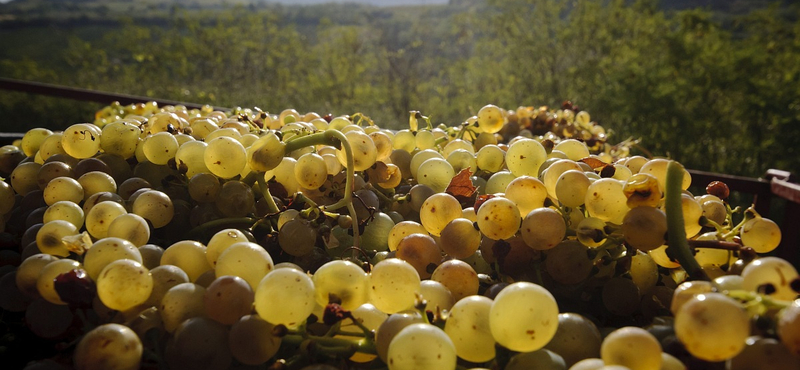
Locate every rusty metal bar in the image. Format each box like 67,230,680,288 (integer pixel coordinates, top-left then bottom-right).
0,77,227,111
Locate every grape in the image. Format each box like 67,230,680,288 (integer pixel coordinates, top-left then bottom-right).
21,127,52,156
267,157,300,194
361,211,395,252
144,264,190,308
545,240,592,285
621,206,667,251
392,129,416,152
543,313,602,367
713,274,743,292
396,233,442,279
131,189,174,228
174,140,209,178
740,216,781,253
505,349,566,370
387,323,457,370
38,133,66,161
777,300,800,356
106,213,150,247
409,149,443,179
680,193,704,237
74,323,142,370
36,258,81,304
247,131,285,172
728,336,800,370
485,170,515,194
161,240,212,282
490,282,559,352
555,139,590,161
294,152,327,190
446,149,477,174
700,198,727,225
420,193,462,237
418,280,455,312
629,251,658,295
161,282,207,333
0,180,15,215
37,161,74,190
370,131,394,161
569,358,606,370
669,280,714,315
62,123,101,159
674,293,749,361
229,314,282,365
505,137,549,178
205,275,255,325
142,131,179,165
649,244,680,268
543,159,583,200
375,312,426,362
206,228,249,268
409,183,436,212
100,121,141,159
337,130,377,171
439,218,481,259
204,136,247,179
42,200,84,228
85,200,127,239
476,104,506,133
431,259,478,301
417,157,455,193
369,258,420,314
96,259,153,311
11,162,42,195
165,317,232,370
521,207,566,250
149,111,186,134
476,144,505,173
82,237,142,281
444,295,495,363
338,303,389,362
187,172,221,203
388,221,429,252
639,158,691,193
215,241,274,290
36,219,78,257
585,178,629,225
279,218,317,256
138,244,164,270
600,326,662,370
476,196,521,240
312,259,368,309
16,253,60,298
255,267,316,327
741,256,799,301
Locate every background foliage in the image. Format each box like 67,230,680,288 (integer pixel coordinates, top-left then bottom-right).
0,0,799,178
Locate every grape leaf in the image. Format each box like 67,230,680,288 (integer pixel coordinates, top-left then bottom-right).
579,157,606,169
446,168,477,201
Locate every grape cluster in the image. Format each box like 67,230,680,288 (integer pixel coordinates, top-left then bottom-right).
0,102,798,370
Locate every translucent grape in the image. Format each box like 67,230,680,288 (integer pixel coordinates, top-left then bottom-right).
106,213,150,247
417,157,455,193
247,131,285,172
21,127,52,156
476,144,505,173
490,282,559,352
369,258,420,314
96,259,153,311
484,170,515,195
100,121,141,159
476,196,521,241
16,253,60,298
36,258,82,305
521,208,566,250
85,200,127,239
77,171,117,200
543,313,602,367
175,140,209,178
388,221,429,251
639,158,691,193
131,189,174,228
439,218,481,259
431,259,479,301
543,159,583,200
505,138,547,177
278,218,317,257
205,136,247,179
312,260,368,309
740,216,781,253
741,257,799,301
777,300,800,356
444,295,495,363
621,206,667,251
585,178,629,224
161,240,212,282
36,220,78,257
600,326,662,370
42,200,84,228
554,139,590,161
294,152,327,190
11,162,42,195
144,265,190,308
476,104,506,133
674,293,749,361
418,280,455,312
419,193,462,237
215,241,275,290
629,251,659,295
409,149,443,179
62,123,102,159
206,228,249,268
446,149,477,173
160,282,207,333
337,130,377,171
43,176,84,205
505,176,547,217
387,323,457,370
255,268,316,327
74,323,142,370
361,211,395,252
142,131,179,165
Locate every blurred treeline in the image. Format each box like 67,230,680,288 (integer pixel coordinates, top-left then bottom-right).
1,0,799,178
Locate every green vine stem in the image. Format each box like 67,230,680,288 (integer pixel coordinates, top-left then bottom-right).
665,160,710,281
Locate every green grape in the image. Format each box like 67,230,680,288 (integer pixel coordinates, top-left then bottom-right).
361,211,394,252
700,198,726,225
206,228,249,267
138,244,164,270
674,293,749,362
107,213,150,247
777,300,800,356
387,323,457,370
161,240,212,282
165,317,232,370
396,233,442,279
476,196,520,241
294,152,327,190
175,140,209,178
505,176,547,217
446,149,477,174
247,131,285,172
278,218,317,256
638,158,691,193
36,219,78,257
543,159,583,200
431,259,478,301
144,265,190,308
417,157,455,193
214,180,254,218
680,194,703,237
439,218,481,259
255,268,316,327
321,152,343,175
370,131,393,161
74,323,142,370
444,295,495,363
228,314,282,366
415,129,436,150
117,177,151,200
728,336,800,370
38,133,66,161
337,130,377,171
204,275,255,325
312,260,368,309
505,349,566,370
375,312,425,362
741,257,799,301
505,138,547,178
100,121,141,159
16,253,60,298
409,149,444,179
62,123,101,159
409,183,436,212
0,181,15,215
629,251,658,295
83,191,123,215
392,129,416,152
585,178,629,225
188,172,221,203
148,111,186,134
648,244,680,268
543,313,602,367
600,326,662,370
713,274,743,292
388,221,428,251
10,161,41,195
521,208,566,250
369,258,420,314
96,259,153,311
266,157,300,194
215,241,274,290
419,280,455,311
37,161,74,190
621,206,667,251
670,281,714,315
476,144,505,173
189,118,219,139
42,200,84,228
85,200,127,239
160,282,207,333
141,131,178,165
569,358,605,370
485,170,515,195
443,139,474,157
740,216,781,253
476,104,506,134
21,128,52,157
554,139,590,161
544,240,592,285
77,171,117,200
131,189,174,228
205,136,247,179
490,281,559,352
36,258,81,305
622,173,662,208
420,193,462,237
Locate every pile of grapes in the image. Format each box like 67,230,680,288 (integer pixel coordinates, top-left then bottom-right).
1,101,799,370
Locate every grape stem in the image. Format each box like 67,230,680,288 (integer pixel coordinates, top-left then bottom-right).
727,289,791,310
665,160,710,281
256,175,281,215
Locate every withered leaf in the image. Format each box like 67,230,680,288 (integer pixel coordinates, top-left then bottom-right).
446,168,477,200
